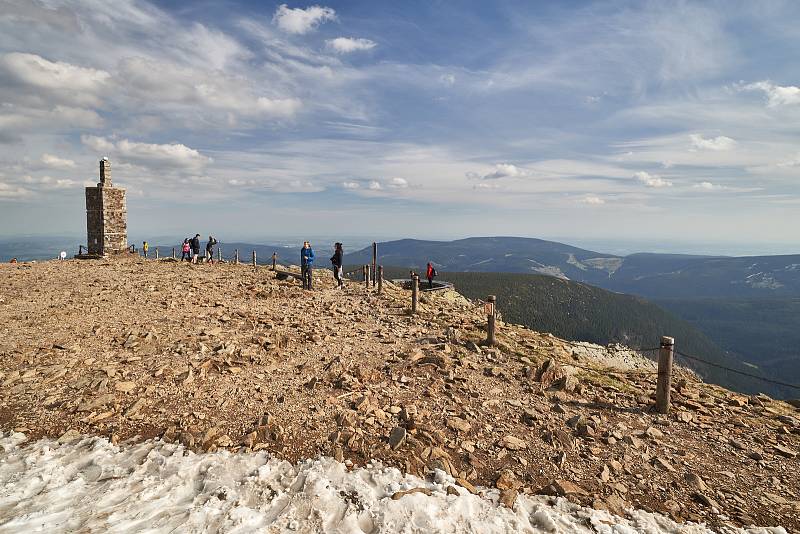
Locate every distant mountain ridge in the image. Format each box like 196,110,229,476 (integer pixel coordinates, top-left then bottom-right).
346,237,800,298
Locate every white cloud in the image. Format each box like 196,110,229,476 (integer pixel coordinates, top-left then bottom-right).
440,73,456,86
693,181,723,191
81,136,212,171
580,195,605,205
634,171,672,188
473,183,499,190
367,180,382,190
481,163,526,180
689,134,736,151
41,153,76,169
273,4,336,34
742,81,800,107
0,182,33,199
326,38,376,54
255,96,303,117
0,53,110,106
387,177,408,188
342,181,360,189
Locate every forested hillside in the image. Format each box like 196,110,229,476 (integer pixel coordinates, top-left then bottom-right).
417,270,780,397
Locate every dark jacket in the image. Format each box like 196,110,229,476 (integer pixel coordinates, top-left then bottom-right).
206,238,217,252
301,247,315,266
191,236,200,253
330,249,343,267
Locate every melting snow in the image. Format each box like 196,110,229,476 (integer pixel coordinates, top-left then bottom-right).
0,433,787,533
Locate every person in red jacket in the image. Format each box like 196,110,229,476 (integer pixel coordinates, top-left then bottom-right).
426,262,436,289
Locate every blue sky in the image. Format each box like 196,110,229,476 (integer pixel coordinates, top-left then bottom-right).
1,0,800,252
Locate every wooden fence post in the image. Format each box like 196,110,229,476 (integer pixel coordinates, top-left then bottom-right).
411,275,419,314
252,250,257,267
486,295,497,346
656,336,675,414
234,249,239,265
372,242,377,287
217,247,222,263
377,266,383,294
365,264,371,289
155,247,159,260
172,247,176,259
272,253,277,271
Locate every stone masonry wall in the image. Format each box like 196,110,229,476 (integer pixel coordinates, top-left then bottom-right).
85,160,127,255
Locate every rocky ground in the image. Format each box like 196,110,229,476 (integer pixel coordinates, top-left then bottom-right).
1,257,798,531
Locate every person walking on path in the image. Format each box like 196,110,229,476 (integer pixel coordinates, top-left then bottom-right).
191,234,201,264
181,239,191,262
143,241,149,259
426,262,436,289
330,242,344,288
206,235,217,264
300,241,315,290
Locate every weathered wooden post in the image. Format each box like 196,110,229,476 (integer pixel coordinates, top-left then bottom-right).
372,242,377,287
272,252,277,271
486,295,497,346
252,250,257,267
217,246,222,263
656,336,675,413
411,275,419,314
234,249,239,265
172,247,176,259
365,264,371,289
155,247,159,260
377,265,383,294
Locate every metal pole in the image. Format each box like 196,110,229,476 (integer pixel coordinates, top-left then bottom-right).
217,246,222,263
411,275,419,314
486,295,497,346
377,266,383,294
656,336,675,414
234,249,239,265
172,247,176,259
252,250,257,267
365,264,371,289
155,247,159,260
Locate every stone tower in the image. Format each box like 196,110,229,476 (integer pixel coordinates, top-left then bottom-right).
85,158,127,255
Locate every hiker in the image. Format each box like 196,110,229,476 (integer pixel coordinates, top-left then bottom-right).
191,234,201,264
300,241,315,290
206,235,217,264
426,262,437,289
181,239,191,262
10,258,17,264
330,242,344,288
142,241,149,258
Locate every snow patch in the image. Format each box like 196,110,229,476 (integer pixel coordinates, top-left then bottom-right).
0,433,787,533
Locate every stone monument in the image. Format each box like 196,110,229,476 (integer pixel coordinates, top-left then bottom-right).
85,158,127,256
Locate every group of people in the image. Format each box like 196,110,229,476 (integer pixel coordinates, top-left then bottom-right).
179,235,217,264
299,241,345,290
299,241,436,291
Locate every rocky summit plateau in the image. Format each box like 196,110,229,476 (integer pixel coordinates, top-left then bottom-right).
1,257,798,531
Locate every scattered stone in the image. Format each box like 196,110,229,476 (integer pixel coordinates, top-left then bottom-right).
391,488,432,500
389,427,407,450
684,473,707,491
446,417,471,433
114,381,136,393
773,444,797,458
539,480,588,497
499,435,527,451
499,489,518,508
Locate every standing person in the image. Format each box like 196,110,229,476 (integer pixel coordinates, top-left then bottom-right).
426,262,436,289
330,242,344,288
206,235,217,264
300,241,315,290
191,234,201,264
181,239,191,262
143,241,149,259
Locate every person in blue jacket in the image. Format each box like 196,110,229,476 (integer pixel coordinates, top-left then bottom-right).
300,241,315,290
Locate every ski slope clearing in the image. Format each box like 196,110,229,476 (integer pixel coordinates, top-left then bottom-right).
0,433,786,534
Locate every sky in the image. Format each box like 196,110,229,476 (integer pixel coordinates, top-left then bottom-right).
1,0,800,253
